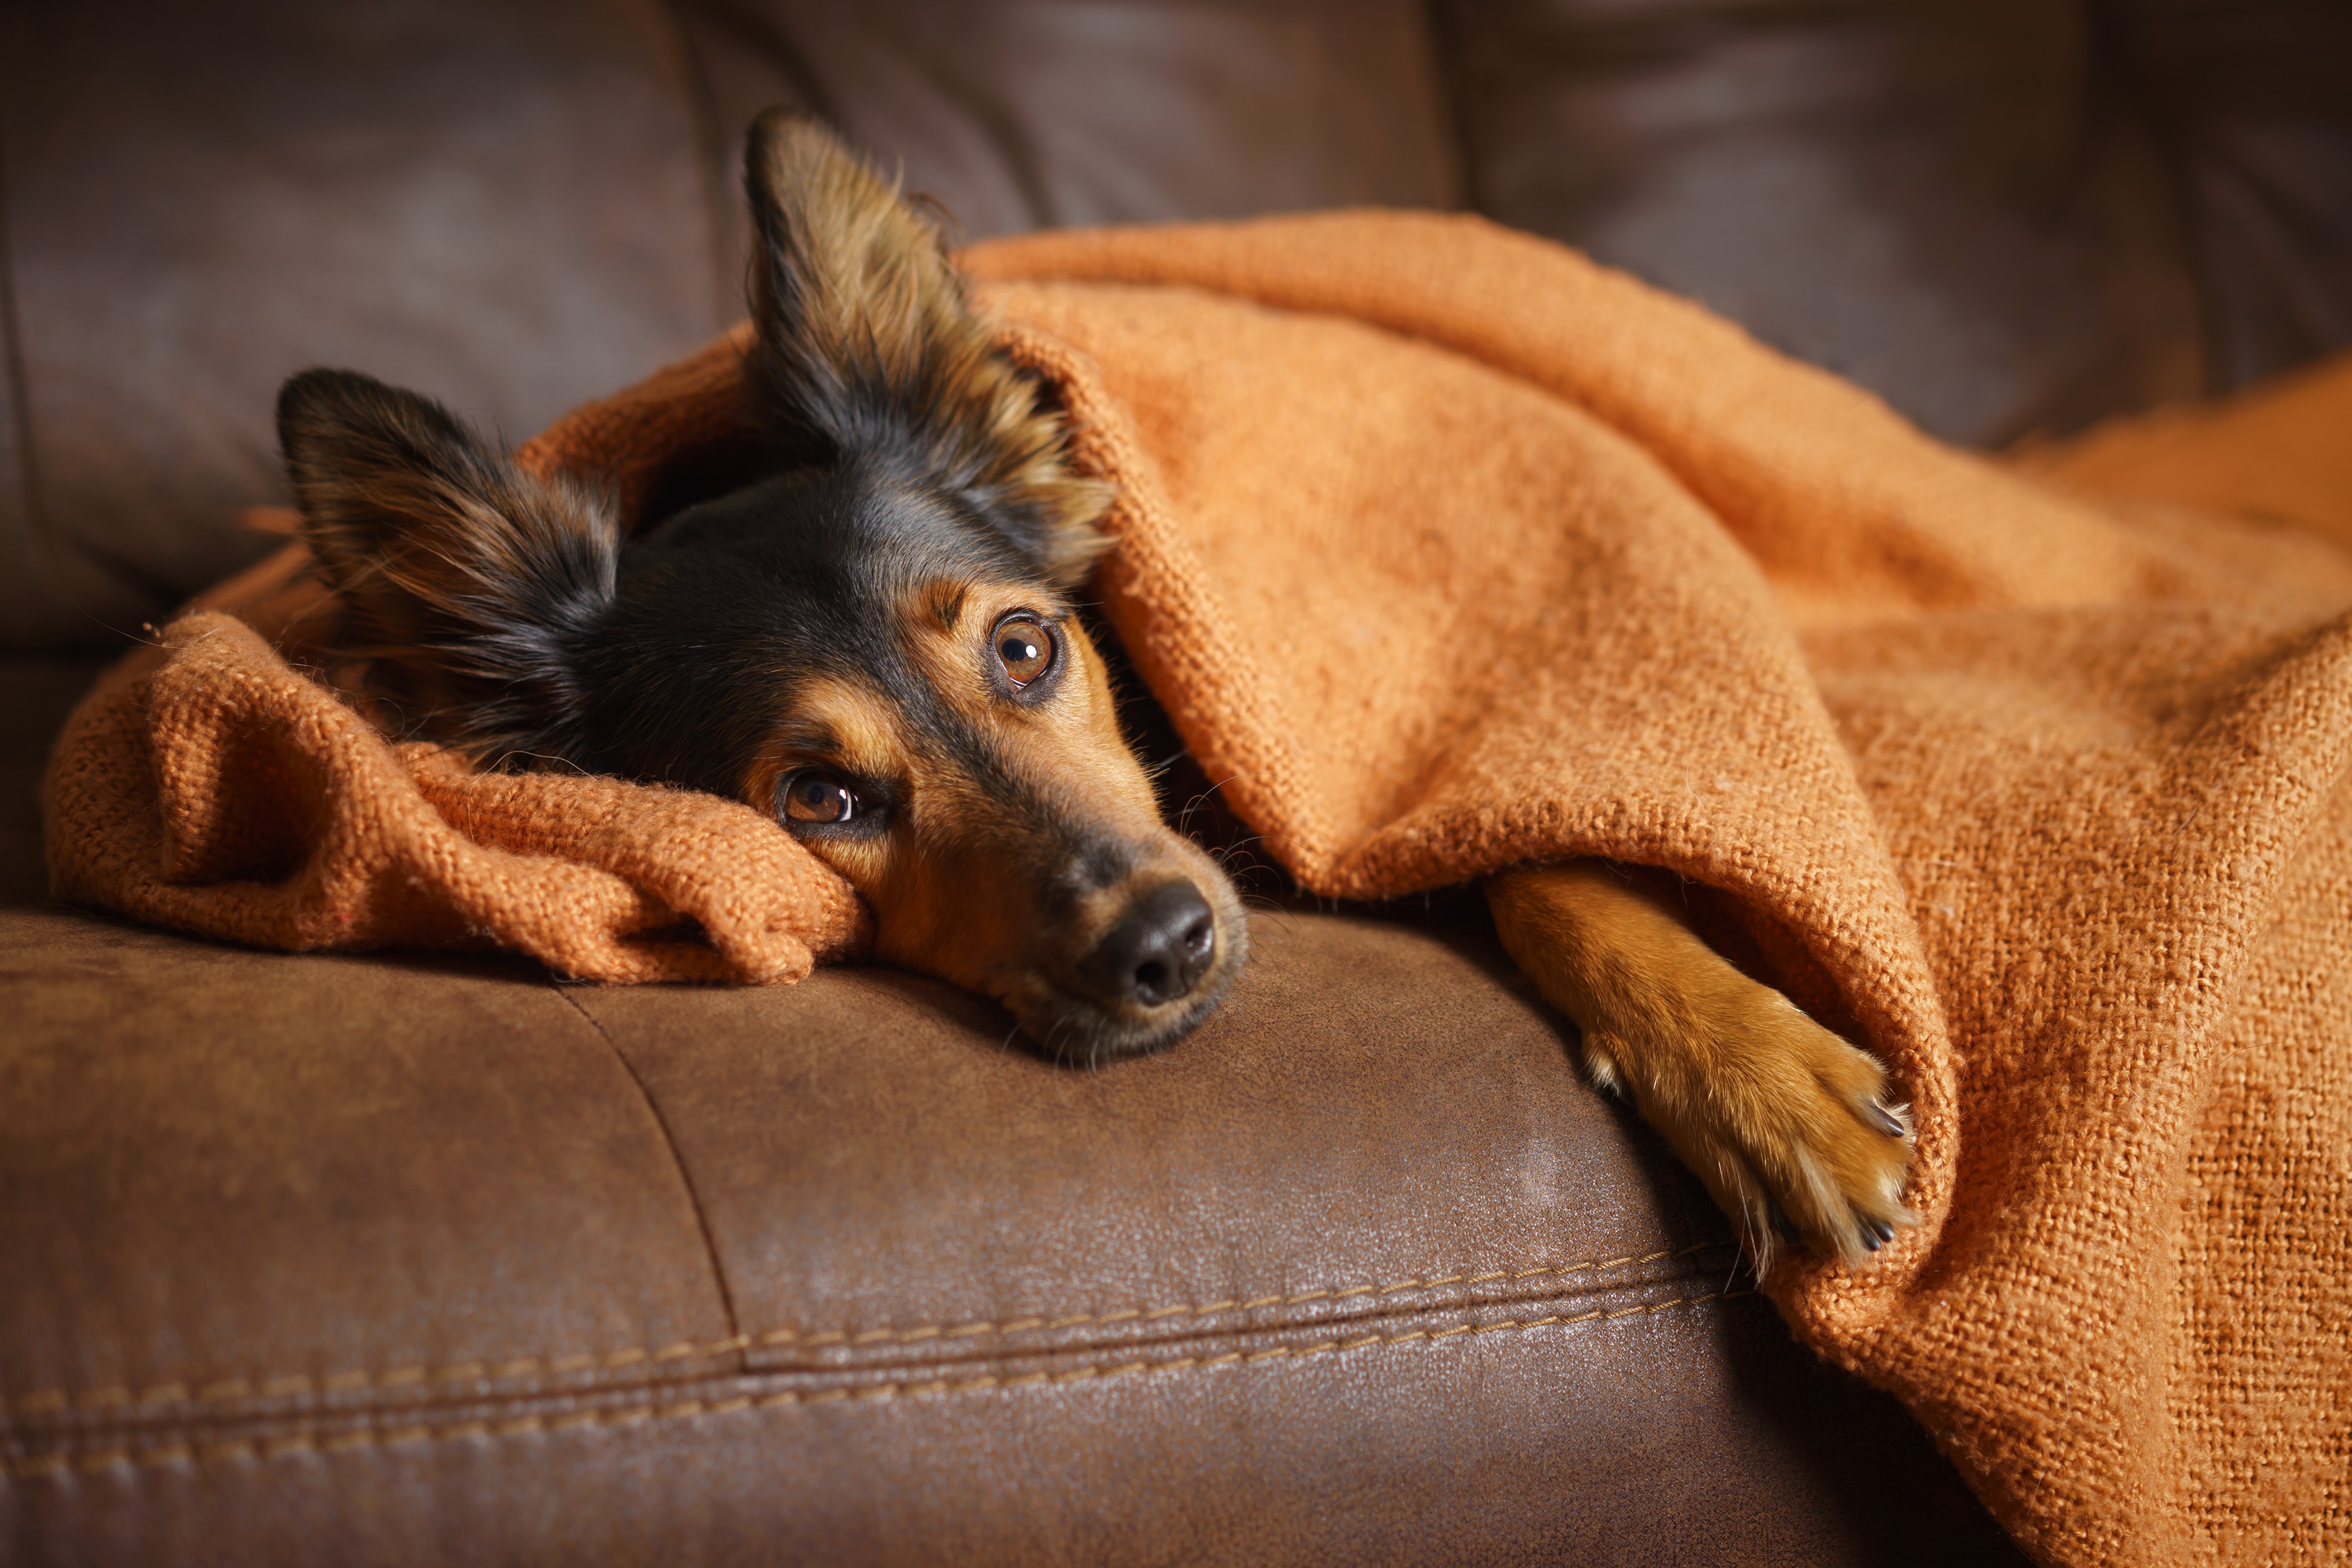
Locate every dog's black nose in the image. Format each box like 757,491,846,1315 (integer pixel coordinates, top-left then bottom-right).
1082,881,1217,1008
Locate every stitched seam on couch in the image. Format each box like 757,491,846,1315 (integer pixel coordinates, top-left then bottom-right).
0,1241,1734,1419
0,1251,1731,1420
4,1288,1751,1478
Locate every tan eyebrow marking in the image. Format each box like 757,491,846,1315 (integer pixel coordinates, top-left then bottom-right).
930,585,967,631
771,720,841,760
806,681,910,780
743,674,914,810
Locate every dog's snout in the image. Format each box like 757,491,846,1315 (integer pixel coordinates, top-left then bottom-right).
1081,881,1217,1009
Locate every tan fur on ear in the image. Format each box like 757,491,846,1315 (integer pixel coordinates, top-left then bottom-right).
743,110,1112,584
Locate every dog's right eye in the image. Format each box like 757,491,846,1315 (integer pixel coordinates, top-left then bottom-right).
780,772,859,825
991,614,1058,693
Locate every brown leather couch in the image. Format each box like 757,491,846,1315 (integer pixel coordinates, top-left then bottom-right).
5,2,2346,1562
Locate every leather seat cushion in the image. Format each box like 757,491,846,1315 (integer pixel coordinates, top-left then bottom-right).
0,890,2024,1564
0,658,2022,1564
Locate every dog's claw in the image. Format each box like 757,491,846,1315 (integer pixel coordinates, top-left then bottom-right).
1634,992,1916,1271
1485,865,1915,1274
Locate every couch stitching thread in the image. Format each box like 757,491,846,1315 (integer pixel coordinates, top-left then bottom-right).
0,1243,1730,1417
7,1289,1746,1477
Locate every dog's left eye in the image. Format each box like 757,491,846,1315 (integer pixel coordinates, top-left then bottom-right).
781,772,860,825
994,617,1055,688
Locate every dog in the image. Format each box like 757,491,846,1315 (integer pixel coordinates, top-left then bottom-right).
276,111,1912,1269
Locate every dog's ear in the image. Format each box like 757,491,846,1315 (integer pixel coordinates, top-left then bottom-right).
742,109,1111,584
276,368,617,764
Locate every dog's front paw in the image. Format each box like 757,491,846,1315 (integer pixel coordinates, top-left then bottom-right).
1485,861,1913,1272
1586,981,1915,1271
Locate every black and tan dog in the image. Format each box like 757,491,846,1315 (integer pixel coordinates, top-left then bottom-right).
277,112,1911,1268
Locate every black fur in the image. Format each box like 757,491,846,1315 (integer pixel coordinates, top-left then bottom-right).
572,463,1055,796
279,114,1102,793
276,369,618,766
273,113,1248,1058
739,107,1111,584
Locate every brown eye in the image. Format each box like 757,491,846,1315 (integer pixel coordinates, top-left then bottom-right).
995,617,1055,687
782,773,857,824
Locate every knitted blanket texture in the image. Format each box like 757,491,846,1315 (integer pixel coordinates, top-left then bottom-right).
44,212,2352,1566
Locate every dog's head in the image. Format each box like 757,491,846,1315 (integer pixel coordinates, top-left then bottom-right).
276,112,1245,1057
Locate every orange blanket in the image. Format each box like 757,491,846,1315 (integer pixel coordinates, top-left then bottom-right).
46,213,2351,1566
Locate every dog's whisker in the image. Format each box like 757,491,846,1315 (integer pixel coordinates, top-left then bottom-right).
485,747,596,778
1176,774,1241,837
282,113,1256,1115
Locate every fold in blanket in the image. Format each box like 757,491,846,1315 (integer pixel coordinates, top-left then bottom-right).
45,212,2351,1566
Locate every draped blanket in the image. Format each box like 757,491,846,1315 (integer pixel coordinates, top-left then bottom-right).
45,212,2352,1566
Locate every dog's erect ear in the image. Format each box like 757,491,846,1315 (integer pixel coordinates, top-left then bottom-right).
277,368,617,764
742,109,1111,584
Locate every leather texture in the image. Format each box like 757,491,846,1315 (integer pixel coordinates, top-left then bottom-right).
6,0,2347,1557
0,891,2026,1567
669,0,1464,246
6,0,2351,650
1432,0,2211,446
0,0,724,652
0,654,2032,1560
2105,0,2352,389
0,660,2030,1563
0,661,98,908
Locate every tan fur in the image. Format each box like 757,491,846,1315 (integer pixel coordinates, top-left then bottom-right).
744,597,1241,1049
750,116,1913,1219
745,113,1113,584
1486,861,1914,1271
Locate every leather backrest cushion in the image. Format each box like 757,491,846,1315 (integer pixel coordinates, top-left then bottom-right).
0,0,724,653
1432,0,2212,447
6,0,2349,653
0,0,1460,653
2107,0,2352,388
671,0,1462,248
